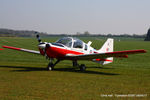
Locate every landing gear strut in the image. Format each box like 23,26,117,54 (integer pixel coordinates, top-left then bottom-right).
72,60,86,71
73,60,78,67
47,59,60,71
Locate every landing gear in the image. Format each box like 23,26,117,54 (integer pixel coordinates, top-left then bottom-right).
47,63,54,71
72,61,86,71
73,60,78,67
47,59,60,71
47,59,86,71
79,64,86,71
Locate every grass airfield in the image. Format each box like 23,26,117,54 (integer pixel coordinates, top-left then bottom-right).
0,37,150,100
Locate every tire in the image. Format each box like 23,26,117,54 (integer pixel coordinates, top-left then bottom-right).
47,63,54,71
79,64,86,71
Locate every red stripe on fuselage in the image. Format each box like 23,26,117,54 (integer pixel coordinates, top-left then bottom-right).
46,46,83,58
2,46,21,51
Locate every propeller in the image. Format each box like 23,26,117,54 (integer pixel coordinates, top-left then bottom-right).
35,32,50,58
45,43,51,59
35,32,42,43
36,34,42,43
45,43,51,51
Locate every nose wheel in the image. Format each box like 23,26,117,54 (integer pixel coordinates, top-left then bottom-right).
47,63,54,71
47,59,60,71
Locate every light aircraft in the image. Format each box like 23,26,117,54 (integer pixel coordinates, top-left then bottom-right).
2,35,146,71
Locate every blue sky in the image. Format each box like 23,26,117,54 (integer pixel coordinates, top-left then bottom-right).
0,0,150,34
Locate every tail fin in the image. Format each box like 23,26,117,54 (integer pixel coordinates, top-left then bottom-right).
97,38,114,65
98,38,114,53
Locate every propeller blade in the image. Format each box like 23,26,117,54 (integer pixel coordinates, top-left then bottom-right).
35,32,42,43
36,34,42,43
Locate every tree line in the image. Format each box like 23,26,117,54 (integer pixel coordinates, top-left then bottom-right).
0,28,48,37
0,28,147,39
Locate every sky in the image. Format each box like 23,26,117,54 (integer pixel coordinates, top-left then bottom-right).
0,0,150,35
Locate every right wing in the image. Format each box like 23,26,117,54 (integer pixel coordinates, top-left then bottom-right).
65,49,146,60
2,46,40,54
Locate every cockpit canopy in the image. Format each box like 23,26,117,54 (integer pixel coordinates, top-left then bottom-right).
55,37,84,49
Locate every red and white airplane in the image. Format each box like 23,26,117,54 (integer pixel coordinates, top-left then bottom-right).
2,35,146,71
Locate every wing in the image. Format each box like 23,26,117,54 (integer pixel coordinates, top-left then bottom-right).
2,46,40,54
65,49,146,60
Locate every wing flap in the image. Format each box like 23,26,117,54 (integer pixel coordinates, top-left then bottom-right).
2,46,40,54
66,49,146,60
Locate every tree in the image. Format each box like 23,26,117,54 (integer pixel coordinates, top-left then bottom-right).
144,28,150,41
84,31,90,36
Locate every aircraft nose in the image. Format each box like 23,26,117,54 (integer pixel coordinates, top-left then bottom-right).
38,43,46,49
46,44,50,48
38,43,51,49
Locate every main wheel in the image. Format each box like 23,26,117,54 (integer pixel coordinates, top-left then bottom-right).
47,63,54,71
79,64,86,71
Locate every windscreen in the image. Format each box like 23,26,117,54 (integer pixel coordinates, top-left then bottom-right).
56,37,72,47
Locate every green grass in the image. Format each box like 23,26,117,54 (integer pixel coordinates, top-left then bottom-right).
0,37,150,100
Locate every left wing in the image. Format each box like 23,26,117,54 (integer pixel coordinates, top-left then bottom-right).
2,46,40,54
66,49,146,60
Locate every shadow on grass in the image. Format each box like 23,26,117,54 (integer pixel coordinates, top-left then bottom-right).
0,65,119,75
54,67,119,75
0,65,46,71
86,66,114,69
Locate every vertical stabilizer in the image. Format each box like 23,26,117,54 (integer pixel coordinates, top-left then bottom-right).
98,38,113,53
95,38,114,65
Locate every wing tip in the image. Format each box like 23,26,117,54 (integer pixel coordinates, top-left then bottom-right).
0,48,4,50
137,49,147,53
2,45,21,50
143,50,147,53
